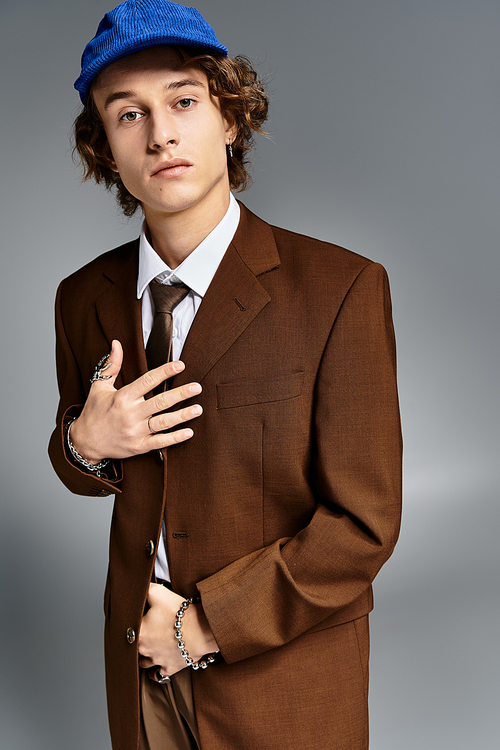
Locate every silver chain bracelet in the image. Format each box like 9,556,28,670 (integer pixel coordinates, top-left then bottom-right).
66,418,110,477
175,598,219,671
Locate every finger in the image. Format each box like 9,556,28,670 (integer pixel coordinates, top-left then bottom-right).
143,662,174,682
145,582,156,609
146,582,163,603
149,669,165,683
138,656,156,669
141,381,202,421
147,403,202,436
89,339,123,389
147,425,197,450
126,360,186,400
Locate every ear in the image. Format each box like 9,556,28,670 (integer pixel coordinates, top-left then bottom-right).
223,111,237,146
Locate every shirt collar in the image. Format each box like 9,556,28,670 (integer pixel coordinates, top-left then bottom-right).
137,194,240,300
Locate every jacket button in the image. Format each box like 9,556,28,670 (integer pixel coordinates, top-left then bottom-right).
156,450,164,463
97,489,111,497
126,628,136,644
146,539,155,556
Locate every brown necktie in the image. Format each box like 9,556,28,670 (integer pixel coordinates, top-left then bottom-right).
146,281,190,385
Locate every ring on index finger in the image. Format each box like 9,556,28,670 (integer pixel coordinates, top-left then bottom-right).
156,669,171,684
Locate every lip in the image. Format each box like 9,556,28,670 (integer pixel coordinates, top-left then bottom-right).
151,159,192,178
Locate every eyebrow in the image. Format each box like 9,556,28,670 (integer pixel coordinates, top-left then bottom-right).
103,78,205,110
167,78,205,91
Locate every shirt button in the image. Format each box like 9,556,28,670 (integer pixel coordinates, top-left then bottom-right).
172,327,178,338
126,628,136,644
146,540,155,556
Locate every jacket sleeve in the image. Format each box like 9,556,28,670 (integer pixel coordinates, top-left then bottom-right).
196,262,402,663
48,282,123,497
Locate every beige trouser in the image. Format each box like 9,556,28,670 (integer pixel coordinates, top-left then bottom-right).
139,669,201,750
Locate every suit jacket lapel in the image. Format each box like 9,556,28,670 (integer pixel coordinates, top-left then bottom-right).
94,241,148,389
93,205,281,389
177,204,280,385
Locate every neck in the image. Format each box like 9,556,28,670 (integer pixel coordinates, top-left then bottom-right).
144,193,231,269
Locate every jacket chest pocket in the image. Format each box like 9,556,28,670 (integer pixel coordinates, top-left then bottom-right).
216,371,304,410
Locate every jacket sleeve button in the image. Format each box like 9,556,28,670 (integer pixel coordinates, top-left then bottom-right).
97,489,111,497
146,540,155,556
126,628,136,644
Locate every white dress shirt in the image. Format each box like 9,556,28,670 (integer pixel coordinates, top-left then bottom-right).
136,195,241,580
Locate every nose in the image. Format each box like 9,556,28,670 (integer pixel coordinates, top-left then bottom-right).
147,111,179,151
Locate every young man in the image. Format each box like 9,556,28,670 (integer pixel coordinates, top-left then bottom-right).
49,2,402,749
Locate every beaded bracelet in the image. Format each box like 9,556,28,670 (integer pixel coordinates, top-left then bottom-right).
175,598,219,671
66,418,110,478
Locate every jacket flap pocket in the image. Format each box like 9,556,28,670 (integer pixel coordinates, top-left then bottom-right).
216,371,304,410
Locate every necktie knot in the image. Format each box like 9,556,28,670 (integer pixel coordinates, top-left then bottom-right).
149,280,190,314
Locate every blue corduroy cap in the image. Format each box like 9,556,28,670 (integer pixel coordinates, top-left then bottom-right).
74,0,228,102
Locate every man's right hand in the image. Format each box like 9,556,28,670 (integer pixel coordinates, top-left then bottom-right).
70,339,202,465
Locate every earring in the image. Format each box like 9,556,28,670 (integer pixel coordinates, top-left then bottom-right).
228,142,233,158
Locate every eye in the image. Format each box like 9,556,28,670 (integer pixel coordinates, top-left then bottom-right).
176,98,195,109
120,111,143,122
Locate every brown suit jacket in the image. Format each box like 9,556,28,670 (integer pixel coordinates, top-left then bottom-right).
49,203,402,750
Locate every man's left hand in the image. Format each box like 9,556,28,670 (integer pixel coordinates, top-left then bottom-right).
138,584,219,679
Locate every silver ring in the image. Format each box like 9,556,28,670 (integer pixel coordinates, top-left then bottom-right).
148,416,158,435
90,353,113,383
156,669,171,684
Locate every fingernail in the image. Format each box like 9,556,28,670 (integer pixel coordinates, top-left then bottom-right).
172,361,184,372
192,405,202,416
189,383,202,394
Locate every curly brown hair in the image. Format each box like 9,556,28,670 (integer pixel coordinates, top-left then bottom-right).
73,50,269,217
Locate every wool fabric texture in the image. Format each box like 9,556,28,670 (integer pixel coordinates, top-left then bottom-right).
74,0,228,102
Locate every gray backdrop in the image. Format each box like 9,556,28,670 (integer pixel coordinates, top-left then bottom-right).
1,1,499,748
